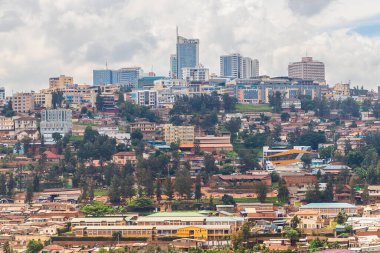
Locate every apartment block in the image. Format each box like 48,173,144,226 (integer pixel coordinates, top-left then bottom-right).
162,124,195,144
40,109,72,143
12,92,34,113
49,75,73,89
0,116,14,131
33,92,53,108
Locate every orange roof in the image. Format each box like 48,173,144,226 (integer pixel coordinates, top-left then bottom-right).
271,159,301,165
43,245,64,251
267,149,312,158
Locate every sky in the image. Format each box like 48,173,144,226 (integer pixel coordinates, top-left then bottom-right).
1,0,380,93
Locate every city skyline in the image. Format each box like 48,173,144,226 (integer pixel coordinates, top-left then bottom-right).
1,0,380,92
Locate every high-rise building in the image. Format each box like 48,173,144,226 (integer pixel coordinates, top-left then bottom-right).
118,67,143,88
49,75,73,89
12,92,34,113
220,53,259,79
93,70,113,85
170,54,177,78
0,87,5,101
288,57,325,82
40,109,72,143
241,57,259,78
176,35,199,79
220,53,241,78
92,67,143,88
181,65,209,82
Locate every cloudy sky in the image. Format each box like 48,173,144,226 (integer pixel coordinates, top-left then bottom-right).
1,0,380,93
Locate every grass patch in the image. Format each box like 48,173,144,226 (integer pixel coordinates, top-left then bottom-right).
94,188,108,197
69,135,83,141
236,103,272,112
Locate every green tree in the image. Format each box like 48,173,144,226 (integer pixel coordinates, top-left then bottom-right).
131,129,143,141
25,181,34,204
224,118,241,140
81,201,112,217
2,241,13,253
7,173,15,197
95,87,104,111
123,175,135,200
26,240,43,253
322,180,334,202
155,179,162,202
109,175,121,204
0,174,6,196
278,179,289,203
128,197,154,212
165,177,174,200
336,211,348,224
174,165,192,199
319,146,334,161
255,182,268,203
194,175,202,201
290,215,300,229
222,93,237,112
284,227,300,246
269,91,283,113
309,238,325,251
280,112,290,122
52,132,62,143
221,194,236,205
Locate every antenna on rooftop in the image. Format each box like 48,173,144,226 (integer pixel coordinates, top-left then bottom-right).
176,26,179,42
106,60,108,70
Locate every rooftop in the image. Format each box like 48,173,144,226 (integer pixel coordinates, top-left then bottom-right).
300,203,356,209
147,212,206,217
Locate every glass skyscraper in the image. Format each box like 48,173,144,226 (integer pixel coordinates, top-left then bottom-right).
176,35,199,79
93,67,142,88
93,70,112,85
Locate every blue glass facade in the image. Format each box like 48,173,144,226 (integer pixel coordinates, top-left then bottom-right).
93,70,112,85
176,36,199,79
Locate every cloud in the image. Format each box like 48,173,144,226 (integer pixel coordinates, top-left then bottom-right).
0,0,380,93
288,0,334,16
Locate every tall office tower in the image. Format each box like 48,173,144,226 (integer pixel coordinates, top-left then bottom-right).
93,70,112,85
170,54,177,78
176,34,199,79
241,57,260,78
288,56,325,82
0,87,5,101
49,75,73,89
117,67,143,88
220,53,242,78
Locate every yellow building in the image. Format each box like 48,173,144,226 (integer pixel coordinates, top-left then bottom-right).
73,225,231,241
162,124,195,144
49,75,73,89
33,92,52,108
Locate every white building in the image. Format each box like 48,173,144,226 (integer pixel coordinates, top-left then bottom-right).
40,109,72,143
241,57,259,78
181,65,210,82
288,57,325,83
131,90,158,108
